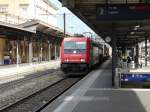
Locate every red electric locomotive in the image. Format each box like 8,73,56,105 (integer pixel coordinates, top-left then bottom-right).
60,37,103,75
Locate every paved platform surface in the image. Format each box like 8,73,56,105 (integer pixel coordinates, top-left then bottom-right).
41,59,150,112
0,60,60,84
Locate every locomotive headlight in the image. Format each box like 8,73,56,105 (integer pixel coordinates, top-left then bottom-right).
66,59,69,62
80,59,85,62
64,59,69,62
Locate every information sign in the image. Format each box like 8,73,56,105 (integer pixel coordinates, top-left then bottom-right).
96,4,150,20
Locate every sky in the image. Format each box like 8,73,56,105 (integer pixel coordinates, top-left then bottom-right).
50,0,96,36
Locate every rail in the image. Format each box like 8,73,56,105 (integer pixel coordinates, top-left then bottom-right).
0,77,82,112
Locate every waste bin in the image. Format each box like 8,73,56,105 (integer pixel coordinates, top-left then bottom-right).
4,55,10,64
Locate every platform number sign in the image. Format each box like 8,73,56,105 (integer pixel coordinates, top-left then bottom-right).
96,4,150,20
99,7,105,15
98,6,119,16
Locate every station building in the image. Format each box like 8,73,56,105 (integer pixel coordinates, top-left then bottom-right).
0,0,68,65
0,0,58,26
0,20,66,65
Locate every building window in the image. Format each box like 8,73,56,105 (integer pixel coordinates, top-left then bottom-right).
0,5,8,13
36,5,56,18
20,4,28,16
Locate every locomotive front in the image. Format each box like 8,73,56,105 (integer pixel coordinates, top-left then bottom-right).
60,37,90,75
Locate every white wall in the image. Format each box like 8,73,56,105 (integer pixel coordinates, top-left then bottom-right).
27,0,57,27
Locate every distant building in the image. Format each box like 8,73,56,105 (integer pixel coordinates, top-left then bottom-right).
0,0,58,26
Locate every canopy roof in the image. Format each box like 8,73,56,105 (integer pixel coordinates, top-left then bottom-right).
59,0,150,46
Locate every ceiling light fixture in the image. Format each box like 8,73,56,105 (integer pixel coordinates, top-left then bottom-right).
130,32,135,35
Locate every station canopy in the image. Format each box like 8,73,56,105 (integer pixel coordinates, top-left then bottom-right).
0,21,35,39
19,20,71,37
59,0,150,46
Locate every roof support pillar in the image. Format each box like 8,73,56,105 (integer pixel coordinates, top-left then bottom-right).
29,37,33,64
63,13,66,37
122,46,126,58
16,37,20,67
112,32,117,87
145,37,148,67
135,40,139,67
40,39,43,62
48,39,51,61
37,32,43,63
54,45,57,60
131,47,134,58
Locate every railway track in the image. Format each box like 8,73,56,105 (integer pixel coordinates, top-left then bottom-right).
0,68,60,90
0,69,63,111
1,77,82,112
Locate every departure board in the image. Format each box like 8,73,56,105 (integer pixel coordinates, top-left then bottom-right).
96,4,150,20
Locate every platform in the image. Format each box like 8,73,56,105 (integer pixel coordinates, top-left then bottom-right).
41,59,150,112
0,60,60,84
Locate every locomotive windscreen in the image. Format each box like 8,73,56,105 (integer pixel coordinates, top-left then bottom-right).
64,41,86,54
64,41,86,49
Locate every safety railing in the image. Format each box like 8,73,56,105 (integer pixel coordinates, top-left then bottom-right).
0,13,28,25
115,60,150,88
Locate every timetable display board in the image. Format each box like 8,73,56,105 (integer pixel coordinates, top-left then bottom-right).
96,4,150,20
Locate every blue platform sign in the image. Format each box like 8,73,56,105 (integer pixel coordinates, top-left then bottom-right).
96,4,150,20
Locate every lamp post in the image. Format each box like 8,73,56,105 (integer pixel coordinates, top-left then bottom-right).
63,13,66,37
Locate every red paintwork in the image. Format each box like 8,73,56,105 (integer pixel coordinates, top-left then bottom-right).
61,37,90,64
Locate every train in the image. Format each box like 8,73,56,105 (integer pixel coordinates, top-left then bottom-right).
60,37,110,75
